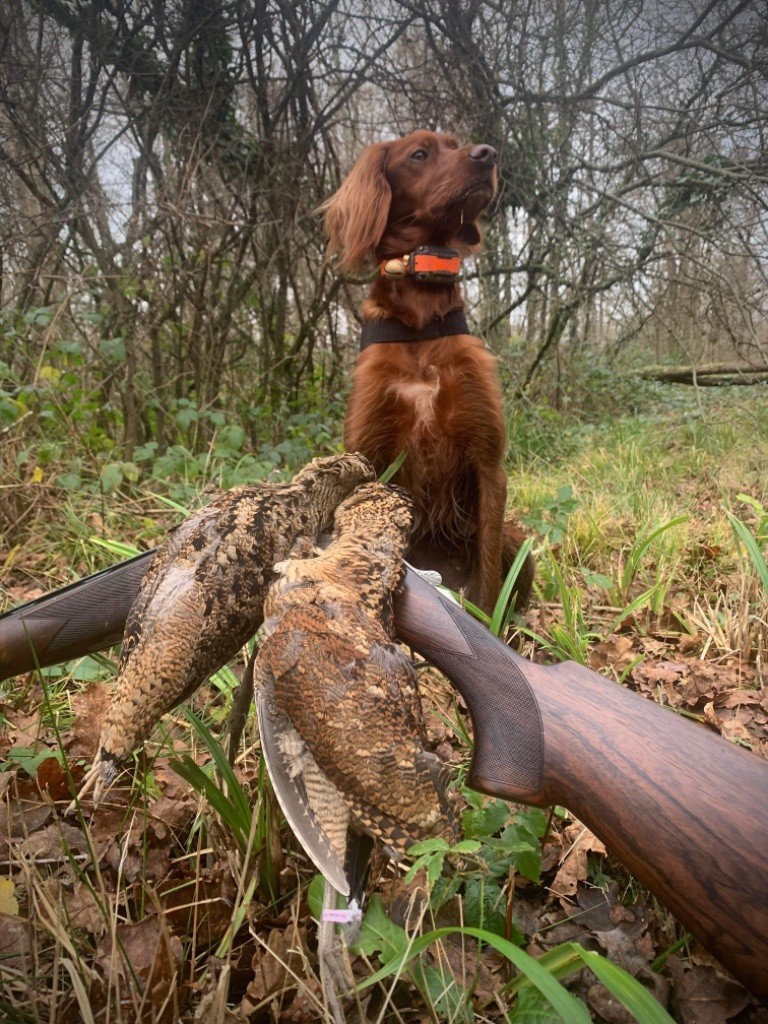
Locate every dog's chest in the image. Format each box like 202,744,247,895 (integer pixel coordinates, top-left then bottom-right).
390,362,441,430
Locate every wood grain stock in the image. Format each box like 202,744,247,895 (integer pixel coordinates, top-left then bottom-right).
395,567,768,999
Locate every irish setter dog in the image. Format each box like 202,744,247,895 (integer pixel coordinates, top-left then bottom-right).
323,130,533,614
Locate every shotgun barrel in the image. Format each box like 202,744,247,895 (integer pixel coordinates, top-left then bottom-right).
1,555,767,997
0,550,155,679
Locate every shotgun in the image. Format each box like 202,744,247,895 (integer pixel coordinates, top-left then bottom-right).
1,558,767,998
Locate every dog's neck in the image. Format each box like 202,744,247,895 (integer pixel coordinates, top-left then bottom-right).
361,278,464,330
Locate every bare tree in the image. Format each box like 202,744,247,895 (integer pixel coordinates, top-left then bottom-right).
0,0,765,456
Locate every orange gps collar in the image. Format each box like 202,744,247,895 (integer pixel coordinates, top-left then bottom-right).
380,246,462,283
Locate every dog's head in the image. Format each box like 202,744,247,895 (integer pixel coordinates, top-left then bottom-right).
322,130,497,273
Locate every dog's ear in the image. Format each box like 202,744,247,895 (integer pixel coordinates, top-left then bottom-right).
321,142,391,273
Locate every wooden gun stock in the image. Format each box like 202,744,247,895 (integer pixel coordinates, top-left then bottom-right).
1,557,767,997
395,567,768,1000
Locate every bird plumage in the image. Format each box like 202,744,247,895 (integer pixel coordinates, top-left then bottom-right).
253,482,456,893
253,481,456,1022
78,453,375,802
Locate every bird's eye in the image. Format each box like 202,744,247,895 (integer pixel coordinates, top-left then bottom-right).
410,148,428,161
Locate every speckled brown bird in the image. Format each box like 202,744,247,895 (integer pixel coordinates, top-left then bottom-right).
76,453,375,804
253,481,456,1019
253,480,456,890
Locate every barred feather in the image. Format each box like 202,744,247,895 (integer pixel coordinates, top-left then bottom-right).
78,454,375,802
254,482,456,896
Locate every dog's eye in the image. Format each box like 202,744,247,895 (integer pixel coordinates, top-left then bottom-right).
410,148,428,161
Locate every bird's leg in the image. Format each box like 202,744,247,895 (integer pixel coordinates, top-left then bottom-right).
318,880,350,1024
227,644,259,763
65,753,119,814
65,761,100,815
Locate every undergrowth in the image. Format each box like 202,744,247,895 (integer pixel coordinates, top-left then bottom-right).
1,383,767,1021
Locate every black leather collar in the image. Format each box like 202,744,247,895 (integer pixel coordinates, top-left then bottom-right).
359,309,469,351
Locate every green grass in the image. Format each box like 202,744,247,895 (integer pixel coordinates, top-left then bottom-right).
1,384,767,1021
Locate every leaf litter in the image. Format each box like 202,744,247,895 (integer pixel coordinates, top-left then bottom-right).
0,605,767,1021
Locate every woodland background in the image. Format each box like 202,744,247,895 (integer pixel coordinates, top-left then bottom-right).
1,0,766,473
1,3,768,1024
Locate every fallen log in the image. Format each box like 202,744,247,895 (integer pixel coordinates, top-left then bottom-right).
635,362,768,385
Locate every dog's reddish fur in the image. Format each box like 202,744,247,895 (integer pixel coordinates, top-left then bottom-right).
323,130,533,613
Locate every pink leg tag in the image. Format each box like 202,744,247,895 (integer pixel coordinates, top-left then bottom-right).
322,907,362,925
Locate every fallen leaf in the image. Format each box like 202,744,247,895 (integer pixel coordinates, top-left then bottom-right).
594,924,655,977
62,881,108,936
0,877,19,915
715,689,761,709
428,934,502,1003
35,756,78,801
242,921,311,1010
0,796,52,846
589,635,637,674
18,820,89,860
159,866,238,948
678,633,703,654
94,915,184,1024
551,822,607,899
0,912,31,968
588,982,641,1024
666,954,751,1024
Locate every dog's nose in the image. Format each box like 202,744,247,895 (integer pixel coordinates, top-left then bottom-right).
469,144,497,165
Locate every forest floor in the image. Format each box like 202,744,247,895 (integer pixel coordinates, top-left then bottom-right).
1,383,767,1024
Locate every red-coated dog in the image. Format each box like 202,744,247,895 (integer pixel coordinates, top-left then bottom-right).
322,130,533,614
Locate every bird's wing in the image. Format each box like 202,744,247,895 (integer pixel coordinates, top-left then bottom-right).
271,621,454,856
256,684,352,896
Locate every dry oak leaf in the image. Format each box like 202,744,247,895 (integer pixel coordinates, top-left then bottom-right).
0,796,52,851
0,912,31,969
158,866,238,948
4,711,46,751
716,688,762,709
428,934,502,1003
702,702,753,745
18,819,89,860
666,954,751,1024
94,915,184,1024
242,921,314,1013
551,821,607,899
588,982,646,1024
678,632,703,655
62,880,109,936
588,635,637,674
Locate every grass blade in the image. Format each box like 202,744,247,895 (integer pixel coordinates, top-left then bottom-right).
620,515,688,595
580,948,674,1023
379,450,408,483
726,510,768,593
357,925,592,1023
490,537,535,637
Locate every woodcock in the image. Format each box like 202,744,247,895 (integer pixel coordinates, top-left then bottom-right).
76,453,375,803
252,481,456,1014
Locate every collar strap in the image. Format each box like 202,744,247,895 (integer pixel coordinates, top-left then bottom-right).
360,309,469,350
380,245,462,283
